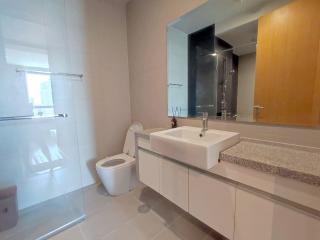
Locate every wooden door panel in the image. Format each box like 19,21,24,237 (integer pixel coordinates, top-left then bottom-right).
254,0,320,126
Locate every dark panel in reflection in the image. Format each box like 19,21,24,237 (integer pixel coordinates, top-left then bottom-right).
188,25,215,117
188,25,238,118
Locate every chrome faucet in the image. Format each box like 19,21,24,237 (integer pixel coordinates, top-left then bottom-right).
200,112,208,137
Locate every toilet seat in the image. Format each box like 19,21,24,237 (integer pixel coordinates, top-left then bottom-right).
96,153,135,170
96,153,137,195
96,122,143,195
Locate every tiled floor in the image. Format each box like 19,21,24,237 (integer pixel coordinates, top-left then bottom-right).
51,183,226,240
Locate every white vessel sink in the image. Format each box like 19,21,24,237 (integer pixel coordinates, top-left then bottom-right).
150,126,240,169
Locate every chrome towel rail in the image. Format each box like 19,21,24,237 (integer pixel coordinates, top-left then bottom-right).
0,113,68,122
16,69,83,79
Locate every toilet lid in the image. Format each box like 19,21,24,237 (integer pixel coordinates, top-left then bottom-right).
123,122,143,157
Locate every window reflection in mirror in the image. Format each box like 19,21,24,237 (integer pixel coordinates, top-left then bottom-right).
167,0,320,127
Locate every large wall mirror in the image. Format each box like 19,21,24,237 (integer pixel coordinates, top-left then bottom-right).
167,0,320,127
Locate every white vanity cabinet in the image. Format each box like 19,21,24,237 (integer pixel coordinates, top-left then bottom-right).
138,149,161,192
137,136,320,240
234,189,320,240
138,149,189,210
160,158,189,211
189,169,236,240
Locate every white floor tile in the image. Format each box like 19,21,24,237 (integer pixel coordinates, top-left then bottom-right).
102,211,165,240
50,226,85,240
79,194,141,239
168,214,212,240
153,228,183,240
150,197,184,226
83,184,112,216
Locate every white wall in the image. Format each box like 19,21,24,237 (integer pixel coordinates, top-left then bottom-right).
237,53,256,122
167,27,188,117
65,0,132,186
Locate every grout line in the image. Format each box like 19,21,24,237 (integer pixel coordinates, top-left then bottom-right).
89,202,140,239
188,168,190,212
233,188,237,240
149,221,182,240
80,188,143,239
79,225,88,240
150,227,169,240
100,194,169,240
150,227,167,240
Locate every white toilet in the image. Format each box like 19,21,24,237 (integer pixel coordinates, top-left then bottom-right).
96,122,143,196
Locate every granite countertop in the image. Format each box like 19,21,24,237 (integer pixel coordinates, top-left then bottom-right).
220,140,320,186
136,128,320,186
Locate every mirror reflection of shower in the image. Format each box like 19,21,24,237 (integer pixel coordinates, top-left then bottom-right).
210,41,256,120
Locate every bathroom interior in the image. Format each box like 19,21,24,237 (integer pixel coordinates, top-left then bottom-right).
0,0,319,239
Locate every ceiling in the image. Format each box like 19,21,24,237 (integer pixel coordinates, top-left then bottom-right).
216,20,258,56
169,0,292,34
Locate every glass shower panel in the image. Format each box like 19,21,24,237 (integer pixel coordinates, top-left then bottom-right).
0,1,85,239
0,75,85,240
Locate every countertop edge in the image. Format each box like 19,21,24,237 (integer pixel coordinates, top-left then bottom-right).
220,152,320,187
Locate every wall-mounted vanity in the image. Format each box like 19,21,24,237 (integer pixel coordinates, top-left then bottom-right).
135,128,320,240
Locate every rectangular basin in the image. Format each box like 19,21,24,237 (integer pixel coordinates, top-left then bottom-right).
150,126,240,169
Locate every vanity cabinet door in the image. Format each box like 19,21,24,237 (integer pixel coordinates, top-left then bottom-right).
160,158,188,211
235,189,320,240
189,169,236,240
138,149,160,192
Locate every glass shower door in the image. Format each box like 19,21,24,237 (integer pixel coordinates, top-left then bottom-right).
0,1,86,238
0,73,85,240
